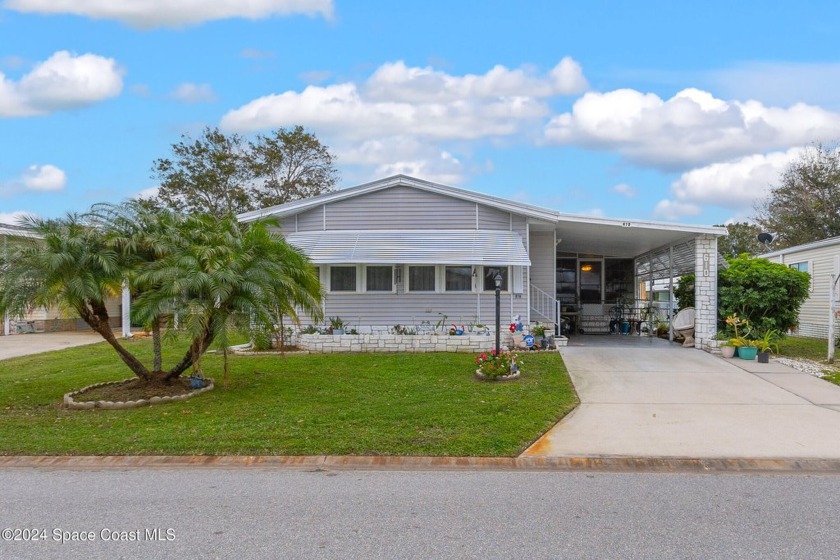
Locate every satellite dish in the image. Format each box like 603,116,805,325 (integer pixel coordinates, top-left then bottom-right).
757,232,775,244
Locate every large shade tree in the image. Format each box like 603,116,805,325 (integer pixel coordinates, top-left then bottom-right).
150,126,338,218
755,143,840,249
0,205,322,385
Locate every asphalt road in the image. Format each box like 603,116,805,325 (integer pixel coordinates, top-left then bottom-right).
1,469,839,559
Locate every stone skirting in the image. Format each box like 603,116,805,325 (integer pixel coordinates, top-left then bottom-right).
294,333,568,353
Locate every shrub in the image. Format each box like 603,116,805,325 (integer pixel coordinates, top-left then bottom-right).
251,325,274,351
718,255,810,334
674,274,695,310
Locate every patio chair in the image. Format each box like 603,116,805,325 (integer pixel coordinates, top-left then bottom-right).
672,307,695,348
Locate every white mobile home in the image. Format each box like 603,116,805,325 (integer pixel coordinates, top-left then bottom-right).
761,237,840,338
239,175,726,349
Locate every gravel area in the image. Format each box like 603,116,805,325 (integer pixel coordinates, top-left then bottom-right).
774,357,827,377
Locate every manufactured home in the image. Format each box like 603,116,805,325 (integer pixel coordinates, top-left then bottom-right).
761,236,840,339
239,175,727,349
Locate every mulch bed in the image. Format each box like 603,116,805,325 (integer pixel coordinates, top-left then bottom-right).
72,377,194,403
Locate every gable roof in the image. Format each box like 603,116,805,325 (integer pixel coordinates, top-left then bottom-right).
237,174,559,224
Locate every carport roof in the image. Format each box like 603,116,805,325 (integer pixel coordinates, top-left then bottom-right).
554,214,725,259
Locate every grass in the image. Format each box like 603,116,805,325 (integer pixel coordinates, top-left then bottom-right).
777,336,840,386
0,339,578,456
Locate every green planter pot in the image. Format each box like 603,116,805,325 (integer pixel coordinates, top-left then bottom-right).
738,346,758,360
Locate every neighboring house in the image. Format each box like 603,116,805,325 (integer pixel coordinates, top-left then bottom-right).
239,175,727,349
760,237,840,338
0,222,126,336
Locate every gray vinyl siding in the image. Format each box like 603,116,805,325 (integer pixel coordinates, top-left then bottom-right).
297,207,324,231
324,186,477,230
511,215,527,239
529,230,555,322
278,217,296,233
767,246,838,338
477,205,511,230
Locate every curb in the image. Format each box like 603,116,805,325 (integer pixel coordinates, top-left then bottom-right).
1,455,840,474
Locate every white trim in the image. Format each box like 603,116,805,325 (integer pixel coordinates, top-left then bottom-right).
405,264,438,294
362,265,396,294
327,264,360,293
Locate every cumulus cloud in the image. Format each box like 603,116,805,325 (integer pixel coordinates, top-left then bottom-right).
170,82,217,104
221,59,585,140
3,0,333,28
544,88,840,170
364,57,587,103
1,164,67,196
611,183,637,197
669,147,805,210
653,199,702,221
0,50,123,117
221,58,588,183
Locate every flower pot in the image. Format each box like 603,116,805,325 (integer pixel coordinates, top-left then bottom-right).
757,351,770,364
738,346,758,360
333,328,345,335
720,345,736,359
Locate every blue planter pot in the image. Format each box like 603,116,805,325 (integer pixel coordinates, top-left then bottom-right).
738,346,758,360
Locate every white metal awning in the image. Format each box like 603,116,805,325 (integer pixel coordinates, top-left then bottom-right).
285,230,531,266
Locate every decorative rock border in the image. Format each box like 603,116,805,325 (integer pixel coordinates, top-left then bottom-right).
474,370,521,382
63,378,215,410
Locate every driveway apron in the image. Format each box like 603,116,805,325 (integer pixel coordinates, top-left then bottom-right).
523,337,840,458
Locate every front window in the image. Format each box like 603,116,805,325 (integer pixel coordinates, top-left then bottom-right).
330,266,356,292
483,267,508,291
445,266,472,292
789,262,809,273
366,266,393,292
408,266,436,292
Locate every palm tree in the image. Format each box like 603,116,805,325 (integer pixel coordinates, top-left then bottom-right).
0,207,323,385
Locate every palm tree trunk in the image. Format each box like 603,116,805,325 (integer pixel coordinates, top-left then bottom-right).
152,318,162,372
79,302,151,380
165,327,215,380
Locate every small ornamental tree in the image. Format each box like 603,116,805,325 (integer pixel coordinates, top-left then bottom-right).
718,255,810,335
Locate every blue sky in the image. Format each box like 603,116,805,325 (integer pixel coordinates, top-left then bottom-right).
2,0,840,225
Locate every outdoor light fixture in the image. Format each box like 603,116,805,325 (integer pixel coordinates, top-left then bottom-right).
494,272,503,288
580,264,593,272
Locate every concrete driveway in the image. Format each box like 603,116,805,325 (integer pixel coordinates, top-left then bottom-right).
523,336,840,458
0,332,103,360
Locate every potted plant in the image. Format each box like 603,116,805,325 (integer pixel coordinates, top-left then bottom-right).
328,316,346,335
725,313,757,359
754,329,780,364
719,342,737,359
532,323,547,347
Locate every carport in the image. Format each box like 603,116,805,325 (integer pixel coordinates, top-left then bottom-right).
549,215,725,350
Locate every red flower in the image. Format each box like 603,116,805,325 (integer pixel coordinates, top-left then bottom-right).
509,323,516,333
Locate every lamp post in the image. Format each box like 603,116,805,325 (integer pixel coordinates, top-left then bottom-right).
494,272,503,355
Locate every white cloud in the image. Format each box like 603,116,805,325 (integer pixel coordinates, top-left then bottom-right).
3,0,334,28
653,199,702,221
170,82,217,104
136,185,160,199
544,87,840,170
221,58,587,183
240,48,275,60
0,50,123,117
669,148,805,209
1,163,67,196
221,59,586,141
0,210,30,224
711,62,840,109
611,183,637,197
364,57,587,103
22,164,66,191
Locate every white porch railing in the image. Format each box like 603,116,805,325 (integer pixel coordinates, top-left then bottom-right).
530,284,557,324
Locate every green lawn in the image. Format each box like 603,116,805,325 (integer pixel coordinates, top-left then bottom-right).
777,336,840,386
0,339,577,456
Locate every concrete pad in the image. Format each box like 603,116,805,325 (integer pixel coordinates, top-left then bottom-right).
523,402,840,458
753,373,840,405
727,358,805,374
0,332,103,360
525,339,840,459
